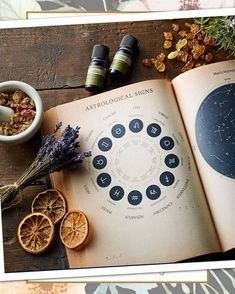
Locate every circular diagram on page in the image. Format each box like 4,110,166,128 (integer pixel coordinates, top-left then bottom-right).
195,83,235,179
90,116,189,210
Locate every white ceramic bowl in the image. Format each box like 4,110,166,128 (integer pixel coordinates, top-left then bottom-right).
0,81,43,144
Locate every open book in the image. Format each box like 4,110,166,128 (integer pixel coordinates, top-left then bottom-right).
42,60,235,269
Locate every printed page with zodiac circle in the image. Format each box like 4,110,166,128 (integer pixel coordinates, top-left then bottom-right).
42,79,220,269
173,60,235,252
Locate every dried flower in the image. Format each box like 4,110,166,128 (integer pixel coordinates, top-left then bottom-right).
0,90,36,136
195,16,235,57
0,123,91,210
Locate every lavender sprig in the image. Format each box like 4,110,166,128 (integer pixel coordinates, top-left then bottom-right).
0,123,91,210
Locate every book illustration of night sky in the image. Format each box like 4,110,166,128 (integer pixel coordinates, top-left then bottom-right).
195,83,235,179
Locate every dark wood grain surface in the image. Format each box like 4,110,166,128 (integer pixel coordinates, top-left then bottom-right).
0,19,232,273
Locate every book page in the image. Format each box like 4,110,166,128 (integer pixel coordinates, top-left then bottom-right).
42,79,220,268
172,60,235,252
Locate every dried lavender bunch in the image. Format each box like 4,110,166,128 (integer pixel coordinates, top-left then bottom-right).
0,123,91,210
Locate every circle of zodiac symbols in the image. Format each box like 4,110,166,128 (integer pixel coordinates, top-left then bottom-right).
92,118,180,205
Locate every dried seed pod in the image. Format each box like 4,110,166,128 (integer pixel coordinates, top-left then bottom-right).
172,23,180,31
192,44,206,59
188,54,193,61
164,40,172,49
187,40,194,49
156,53,166,62
197,31,206,41
205,53,213,62
176,38,188,51
190,24,200,34
163,32,173,40
154,61,166,72
185,22,192,28
142,59,152,67
204,37,216,46
179,30,186,38
185,32,195,40
181,60,194,72
200,54,206,61
150,58,156,65
177,50,188,63
167,50,179,59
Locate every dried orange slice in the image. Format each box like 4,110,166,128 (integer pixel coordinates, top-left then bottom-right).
32,189,67,225
60,210,89,250
18,212,55,254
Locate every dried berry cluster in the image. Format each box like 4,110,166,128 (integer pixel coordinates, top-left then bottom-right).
0,90,36,136
143,21,216,73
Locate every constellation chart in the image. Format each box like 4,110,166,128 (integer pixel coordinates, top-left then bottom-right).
195,83,235,179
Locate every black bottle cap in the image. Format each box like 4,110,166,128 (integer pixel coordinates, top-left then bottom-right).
120,35,138,50
91,44,109,60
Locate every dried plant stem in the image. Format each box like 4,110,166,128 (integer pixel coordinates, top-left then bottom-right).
0,124,91,211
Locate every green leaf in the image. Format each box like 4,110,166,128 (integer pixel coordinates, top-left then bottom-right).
0,0,41,20
38,0,85,11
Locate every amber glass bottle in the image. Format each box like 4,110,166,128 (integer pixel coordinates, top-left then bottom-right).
109,35,138,82
85,44,110,93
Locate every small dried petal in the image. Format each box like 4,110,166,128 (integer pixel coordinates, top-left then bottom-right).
205,53,213,62
182,45,189,52
185,32,195,40
204,37,216,46
176,38,187,51
187,40,194,49
185,22,192,28
197,31,206,41
172,23,180,31
200,54,206,61
142,58,152,67
188,55,193,61
167,51,179,59
179,30,186,38
0,90,36,136
163,32,173,40
192,44,206,59
181,60,194,72
177,50,188,63
12,90,26,105
190,24,200,34
156,53,166,62
154,61,166,72
164,40,172,49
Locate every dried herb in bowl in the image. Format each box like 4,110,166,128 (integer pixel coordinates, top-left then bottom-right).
0,90,36,136
0,123,91,211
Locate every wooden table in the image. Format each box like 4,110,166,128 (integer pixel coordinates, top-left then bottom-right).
0,19,232,273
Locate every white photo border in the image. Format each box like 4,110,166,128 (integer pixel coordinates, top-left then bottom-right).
0,8,235,282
